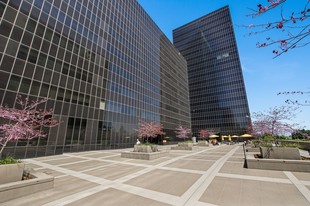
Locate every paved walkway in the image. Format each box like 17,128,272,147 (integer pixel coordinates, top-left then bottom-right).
2,144,310,206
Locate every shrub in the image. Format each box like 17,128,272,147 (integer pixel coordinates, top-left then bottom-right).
0,154,21,165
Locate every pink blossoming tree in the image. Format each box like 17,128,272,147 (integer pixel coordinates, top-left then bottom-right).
244,0,310,58
251,106,299,137
175,125,191,141
198,129,209,140
136,121,165,143
0,95,61,156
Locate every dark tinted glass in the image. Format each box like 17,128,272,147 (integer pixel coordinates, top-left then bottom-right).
36,23,45,37
3,5,17,23
8,0,21,9
28,49,39,64
21,31,33,46
30,80,41,96
5,39,19,56
0,35,8,53
7,75,21,91
17,45,29,60
20,1,31,15
10,26,23,42
24,63,35,78
15,12,28,28
0,20,12,37
0,2,5,18
12,59,25,75
0,55,15,72
0,71,9,89
19,78,31,94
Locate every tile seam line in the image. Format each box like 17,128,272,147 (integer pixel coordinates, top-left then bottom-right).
25,145,230,206
284,171,310,203
116,146,224,183
25,146,218,186
181,146,240,206
217,173,292,184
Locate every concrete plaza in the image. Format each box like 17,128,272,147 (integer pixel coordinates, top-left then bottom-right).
2,144,310,206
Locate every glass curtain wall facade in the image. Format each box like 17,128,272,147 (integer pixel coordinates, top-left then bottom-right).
173,6,251,137
0,0,190,158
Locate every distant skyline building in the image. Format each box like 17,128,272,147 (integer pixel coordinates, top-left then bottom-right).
173,6,251,136
0,0,190,158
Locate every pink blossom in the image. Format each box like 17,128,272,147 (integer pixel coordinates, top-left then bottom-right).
276,21,283,29
199,129,209,139
175,125,191,140
0,96,61,155
136,121,165,143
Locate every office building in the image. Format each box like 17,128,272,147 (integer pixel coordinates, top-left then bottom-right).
173,6,251,137
0,0,191,157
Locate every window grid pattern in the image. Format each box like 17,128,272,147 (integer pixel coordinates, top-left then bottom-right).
173,6,251,137
0,0,191,158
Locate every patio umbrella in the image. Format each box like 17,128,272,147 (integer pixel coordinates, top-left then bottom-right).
232,135,239,138
240,134,252,138
209,134,219,138
231,135,239,143
228,135,231,141
221,135,227,141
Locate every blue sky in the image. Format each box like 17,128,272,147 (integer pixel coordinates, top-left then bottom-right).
137,0,310,129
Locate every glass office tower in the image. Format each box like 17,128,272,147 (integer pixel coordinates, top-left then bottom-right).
173,6,251,137
0,0,190,158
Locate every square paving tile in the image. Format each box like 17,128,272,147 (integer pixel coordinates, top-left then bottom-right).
103,155,131,161
201,152,227,156
292,171,310,181
85,164,145,180
42,157,83,165
65,151,101,156
60,160,112,171
36,168,65,177
165,159,215,171
227,156,244,162
1,176,98,206
168,153,185,158
83,152,118,158
33,154,66,161
125,169,201,196
199,176,309,206
187,153,217,159
232,152,244,156
127,157,170,165
190,155,221,161
25,163,42,169
220,162,288,178
66,188,170,206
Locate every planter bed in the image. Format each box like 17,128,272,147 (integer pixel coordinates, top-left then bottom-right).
0,163,25,184
121,150,169,160
260,147,300,160
171,142,193,150
246,147,260,153
0,171,54,203
171,146,193,150
197,141,209,147
245,147,310,172
247,154,310,172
